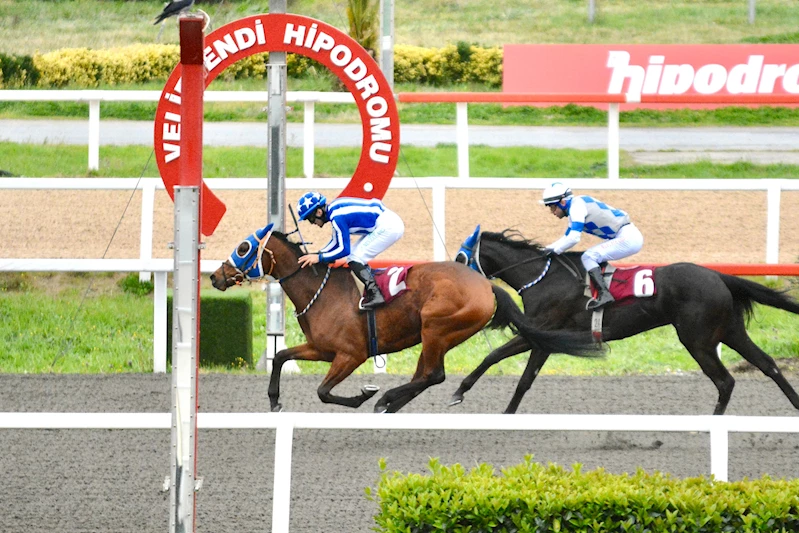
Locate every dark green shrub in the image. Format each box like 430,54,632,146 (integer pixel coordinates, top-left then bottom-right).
167,289,253,368
0,52,40,87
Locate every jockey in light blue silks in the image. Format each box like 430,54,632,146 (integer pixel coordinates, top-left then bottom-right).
541,182,644,310
295,191,405,310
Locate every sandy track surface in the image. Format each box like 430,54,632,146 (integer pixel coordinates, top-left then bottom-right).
1,373,798,533
2,187,799,265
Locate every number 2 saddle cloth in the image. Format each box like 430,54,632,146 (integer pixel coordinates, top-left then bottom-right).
371,266,412,305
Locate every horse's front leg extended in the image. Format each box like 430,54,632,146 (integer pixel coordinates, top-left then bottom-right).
450,336,531,407
317,353,377,409
268,344,333,412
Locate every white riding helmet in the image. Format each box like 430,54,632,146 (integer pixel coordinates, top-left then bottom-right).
540,182,573,205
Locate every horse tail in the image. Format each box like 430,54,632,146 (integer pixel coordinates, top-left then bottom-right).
488,285,603,357
719,273,799,322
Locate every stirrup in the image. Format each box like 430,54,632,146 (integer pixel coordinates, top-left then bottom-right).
586,292,614,311
359,294,385,311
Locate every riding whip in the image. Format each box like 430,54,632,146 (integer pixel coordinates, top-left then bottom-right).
289,204,317,275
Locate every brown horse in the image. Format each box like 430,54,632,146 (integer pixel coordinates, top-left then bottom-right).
210,223,602,413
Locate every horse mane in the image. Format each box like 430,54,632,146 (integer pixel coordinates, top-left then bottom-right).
481,229,548,253
271,231,304,257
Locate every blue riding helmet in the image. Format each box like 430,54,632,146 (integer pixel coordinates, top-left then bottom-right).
455,225,481,273
228,223,274,280
297,192,327,221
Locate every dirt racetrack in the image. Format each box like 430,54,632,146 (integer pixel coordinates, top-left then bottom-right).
1,372,799,533
1,186,799,264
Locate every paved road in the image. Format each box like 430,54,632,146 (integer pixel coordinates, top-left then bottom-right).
3,119,799,164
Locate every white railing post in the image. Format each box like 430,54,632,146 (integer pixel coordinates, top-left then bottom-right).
433,181,446,261
139,180,156,282
88,99,100,172
153,271,168,373
607,102,620,180
709,422,729,482
765,180,781,264
456,102,470,179
272,419,294,533
303,101,315,179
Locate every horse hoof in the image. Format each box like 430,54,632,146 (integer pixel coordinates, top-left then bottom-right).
271,404,283,413
362,384,380,394
374,405,388,414
449,395,464,407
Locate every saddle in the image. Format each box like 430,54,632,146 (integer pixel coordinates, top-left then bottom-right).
586,264,657,343
350,266,412,306
350,266,412,360
584,264,657,305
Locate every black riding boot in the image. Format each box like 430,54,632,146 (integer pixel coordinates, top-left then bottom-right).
586,267,615,310
349,261,385,310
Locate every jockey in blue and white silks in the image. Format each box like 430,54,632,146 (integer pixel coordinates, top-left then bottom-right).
541,182,644,310
296,191,405,310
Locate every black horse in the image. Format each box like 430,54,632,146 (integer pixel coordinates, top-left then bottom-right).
452,226,799,415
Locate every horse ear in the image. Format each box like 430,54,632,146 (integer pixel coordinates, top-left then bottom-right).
463,225,480,248
255,223,274,239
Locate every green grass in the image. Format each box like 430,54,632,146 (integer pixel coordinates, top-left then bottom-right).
2,272,797,375
6,86,799,127
3,0,799,55
3,142,799,179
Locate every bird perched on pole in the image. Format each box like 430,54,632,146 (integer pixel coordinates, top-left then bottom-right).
153,0,196,41
153,0,196,26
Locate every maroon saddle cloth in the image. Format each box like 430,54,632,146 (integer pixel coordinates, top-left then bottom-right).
371,266,412,304
590,265,657,306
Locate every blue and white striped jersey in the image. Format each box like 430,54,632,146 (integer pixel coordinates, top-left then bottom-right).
565,195,631,240
318,197,387,262
546,195,632,255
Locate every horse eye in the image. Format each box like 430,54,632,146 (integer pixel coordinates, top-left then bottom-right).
236,241,251,258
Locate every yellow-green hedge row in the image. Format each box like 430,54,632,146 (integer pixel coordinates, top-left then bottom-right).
1,43,502,88
369,457,799,532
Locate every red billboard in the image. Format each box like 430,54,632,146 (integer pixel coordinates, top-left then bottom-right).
503,44,799,109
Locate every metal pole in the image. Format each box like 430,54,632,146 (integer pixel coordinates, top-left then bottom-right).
265,0,288,372
170,15,205,532
379,0,395,89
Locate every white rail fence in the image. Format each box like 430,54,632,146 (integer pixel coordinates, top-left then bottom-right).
1,176,797,372
0,90,354,176
0,89,628,179
1,411,797,532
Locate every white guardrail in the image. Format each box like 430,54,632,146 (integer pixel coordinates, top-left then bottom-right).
1,176,798,373
1,411,798,532
0,90,356,176
0,89,622,179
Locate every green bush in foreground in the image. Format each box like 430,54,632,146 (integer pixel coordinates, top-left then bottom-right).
370,457,799,532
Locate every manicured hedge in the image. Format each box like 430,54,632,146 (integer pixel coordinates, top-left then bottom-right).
370,456,799,532
166,289,253,368
0,43,503,88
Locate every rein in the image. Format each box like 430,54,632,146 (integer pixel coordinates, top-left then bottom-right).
477,238,584,294
292,266,332,317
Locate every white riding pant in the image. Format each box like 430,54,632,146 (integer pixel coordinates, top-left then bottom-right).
347,209,405,264
581,223,644,271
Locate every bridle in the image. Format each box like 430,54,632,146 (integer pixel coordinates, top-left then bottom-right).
469,235,582,294
221,235,331,317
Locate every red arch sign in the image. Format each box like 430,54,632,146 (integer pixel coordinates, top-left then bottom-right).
154,14,401,234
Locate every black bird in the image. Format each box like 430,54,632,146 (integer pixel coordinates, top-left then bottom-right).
153,0,196,25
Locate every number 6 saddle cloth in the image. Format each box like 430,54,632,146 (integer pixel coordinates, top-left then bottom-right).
586,264,658,307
